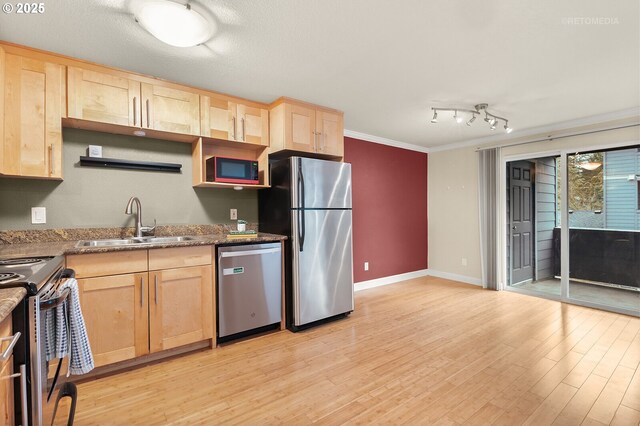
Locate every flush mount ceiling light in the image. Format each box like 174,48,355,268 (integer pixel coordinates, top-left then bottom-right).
430,103,513,134
135,1,214,47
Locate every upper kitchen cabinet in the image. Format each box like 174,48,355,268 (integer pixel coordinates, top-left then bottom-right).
0,48,66,179
269,97,344,158
201,94,269,146
141,83,200,136
68,66,201,137
315,110,344,157
67,66,140,127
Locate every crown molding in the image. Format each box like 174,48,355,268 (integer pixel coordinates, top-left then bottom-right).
427,107,640,153
344,129,430,154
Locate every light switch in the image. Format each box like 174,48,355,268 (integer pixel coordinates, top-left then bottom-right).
31,207,46,224
230,209,238,220
364,262,369,271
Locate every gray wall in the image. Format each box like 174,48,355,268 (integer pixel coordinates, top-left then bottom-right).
604,148,640,230
534,157,557,281
0,129,258,230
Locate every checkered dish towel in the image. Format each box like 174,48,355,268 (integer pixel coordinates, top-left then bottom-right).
44,278,95,375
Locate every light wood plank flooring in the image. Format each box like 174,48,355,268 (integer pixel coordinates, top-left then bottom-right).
63,277,640,425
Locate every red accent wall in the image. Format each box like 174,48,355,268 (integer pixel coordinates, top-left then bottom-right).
344,137,428,283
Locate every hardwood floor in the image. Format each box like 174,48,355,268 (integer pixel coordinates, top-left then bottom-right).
63,277,640,425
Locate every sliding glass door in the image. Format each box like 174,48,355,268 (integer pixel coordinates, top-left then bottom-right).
504,144,639,316
566,147,640,313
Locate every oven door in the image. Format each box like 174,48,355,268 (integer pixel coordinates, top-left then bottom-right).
31,268,78,426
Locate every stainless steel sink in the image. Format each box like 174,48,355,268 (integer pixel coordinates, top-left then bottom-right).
76,236,196,247
76,239,140,247
142,236,196,243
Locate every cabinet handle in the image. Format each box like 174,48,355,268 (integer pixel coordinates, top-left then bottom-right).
49,144,55,175
133,97,137,126
232,116,236,140
318,131,323,152
0,332,20,361
241,117,245,141
140,276,144,307
313,131,318,151
19,364,28,426
146,99,150,128
154,275,158,305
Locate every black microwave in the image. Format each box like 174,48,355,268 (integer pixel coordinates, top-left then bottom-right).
206,156,259,184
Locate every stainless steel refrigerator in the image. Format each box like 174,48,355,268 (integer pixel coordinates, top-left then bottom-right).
259,156,354,330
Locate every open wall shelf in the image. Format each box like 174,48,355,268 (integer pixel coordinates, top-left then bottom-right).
79,156,182,173
191,138,270,189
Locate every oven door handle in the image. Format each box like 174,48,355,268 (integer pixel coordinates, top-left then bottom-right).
61,268,75,279
40,288,70,311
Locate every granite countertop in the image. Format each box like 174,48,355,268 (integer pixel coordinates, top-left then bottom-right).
0,232,286,258
0,287,26,323
0,225,287,322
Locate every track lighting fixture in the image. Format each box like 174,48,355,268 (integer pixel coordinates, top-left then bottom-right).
430,103,513,133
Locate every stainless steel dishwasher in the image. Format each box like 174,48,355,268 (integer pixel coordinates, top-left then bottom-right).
217,242,282,341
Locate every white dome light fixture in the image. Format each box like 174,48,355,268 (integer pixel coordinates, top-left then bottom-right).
136,1,214,48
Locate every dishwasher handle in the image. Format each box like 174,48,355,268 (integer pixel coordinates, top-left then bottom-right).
220,248,281,258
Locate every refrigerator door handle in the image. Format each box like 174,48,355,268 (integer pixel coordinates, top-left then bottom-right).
298,158,306,251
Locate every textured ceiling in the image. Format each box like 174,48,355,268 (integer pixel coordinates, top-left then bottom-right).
0,0,638,148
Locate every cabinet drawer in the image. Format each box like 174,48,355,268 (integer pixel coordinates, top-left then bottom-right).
149,246,211,270
67,250,148,278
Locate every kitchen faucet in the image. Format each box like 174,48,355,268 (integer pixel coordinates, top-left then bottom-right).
125,196,156,237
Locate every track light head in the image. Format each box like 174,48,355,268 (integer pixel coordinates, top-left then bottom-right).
431,111,438,123
488,117,497,126
454,111,463,124
504,123,513,133
466,115,476,126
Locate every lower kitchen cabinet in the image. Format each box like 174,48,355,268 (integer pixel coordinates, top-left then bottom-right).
68,246,215,370
149,265,214,352
77,273,149,367
0,358,13,426
0,315,14,426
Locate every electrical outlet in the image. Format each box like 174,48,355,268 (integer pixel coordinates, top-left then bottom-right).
31,207,46,224
364,262,369,271
461,257,467,267
230,209,237,220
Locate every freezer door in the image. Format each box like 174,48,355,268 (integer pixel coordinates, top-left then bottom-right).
291,157,352,209
217,243,282,338
292,209,354,326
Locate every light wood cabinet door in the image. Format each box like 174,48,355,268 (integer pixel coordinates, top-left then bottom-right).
286,103,316,153
1,52,65,178
0,315,14,426
78,273,149,367
0,358,14,426
237,103,269,146
142,83,200,136
316,110,343,157
67,66,140,127
149,265,213,353
200,95,235,140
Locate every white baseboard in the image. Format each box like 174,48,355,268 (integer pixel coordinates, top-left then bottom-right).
354,269,429,292
426,269,483,287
